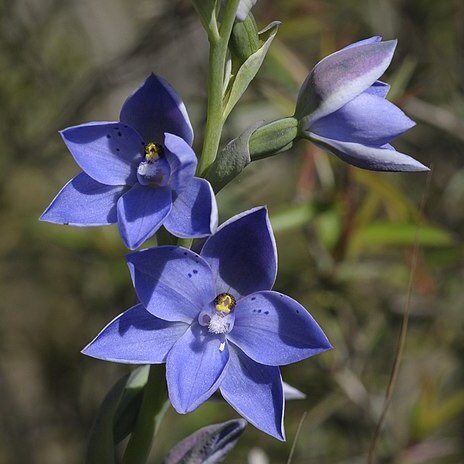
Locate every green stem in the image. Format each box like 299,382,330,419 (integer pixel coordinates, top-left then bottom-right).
122,365,167,464
119,220,193,463
120,4,241,462
197,0,241,177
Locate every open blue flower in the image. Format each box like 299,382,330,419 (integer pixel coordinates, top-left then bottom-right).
295,36,428,172
82,207,331,439
40,74,218,249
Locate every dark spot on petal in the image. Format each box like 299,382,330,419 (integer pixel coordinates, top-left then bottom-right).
106,134,111,138
193,269,198,274
264,311,269,315
116,148,120,152
279,294,283,297
252,309,257,313
183,252,188,255
251,297,256,301
141,141,145,146
118,131,122,136
113,127,118,130
296,310,300,314
257,309,261,313
188,273,192,278
123,124,128,128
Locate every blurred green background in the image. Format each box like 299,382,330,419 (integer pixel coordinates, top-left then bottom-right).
0,0,463,462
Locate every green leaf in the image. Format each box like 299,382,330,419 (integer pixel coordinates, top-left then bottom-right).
86,373,129,464
86,366,170,464
386,56,417,101
121,365,169,464
113,365,149,444
223,21,280,119
315,207,342,251
270,203,315,234
353,169,418,221
192,0,218,38
423,390,464,435
351,222,453,253
412,385,464,439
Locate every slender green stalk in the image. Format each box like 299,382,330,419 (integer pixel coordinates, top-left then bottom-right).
197,0,241,177
191,2,219,41
122,365,167,464
367,169,432,463
287,411,307,464
120,238,190,463
119,4,240,462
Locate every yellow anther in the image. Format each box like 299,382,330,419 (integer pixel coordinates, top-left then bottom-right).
214,293,236,314
144,142,163,161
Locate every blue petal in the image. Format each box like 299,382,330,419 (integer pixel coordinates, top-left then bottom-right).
60,122,144,186
164,418,247,464
341,36,382,50
120,74,194,146
40,172,125,226
126,246,215,323
366,80,390,97
228,291,331,366
283,382,306,401
117,184,172,249
200,207,277,298
164,133,197,192
164,178,218,238
296,40,397,125
310,92,415,146
166,324,229,413
236,0,257,21
309,133,430,172
82,304,188,363
220,346,284,440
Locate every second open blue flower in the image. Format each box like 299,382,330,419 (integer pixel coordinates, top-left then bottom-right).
82,207,331,439
41,74,218,249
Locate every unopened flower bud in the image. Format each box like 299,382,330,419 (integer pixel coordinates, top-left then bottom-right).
230,14,260,62
249,117,298,161
294,37,428,172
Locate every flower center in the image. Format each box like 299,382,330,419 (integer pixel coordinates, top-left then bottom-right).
144,142,163,161
198,293,236,335
137,142,170,187
214,293,236,315
208,313,232,334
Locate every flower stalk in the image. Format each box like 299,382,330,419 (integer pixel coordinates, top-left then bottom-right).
117,3,241,460
122,365,168,464
197,0,241,177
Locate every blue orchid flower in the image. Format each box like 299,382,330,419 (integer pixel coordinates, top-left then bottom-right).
295,36,429,172
40,74,218,249
235,0,257,21
82,207,331,440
